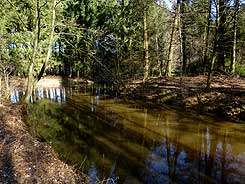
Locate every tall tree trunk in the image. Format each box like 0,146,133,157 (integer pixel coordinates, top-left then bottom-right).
165,1,179,77
155,34,162,76
181,0,187,73
203,0,212,70
230,0,239,74
23,0,40,103
178,1,184,97
207,2,219,89
216,0,226,71
143,5,149,82
37,0,56,82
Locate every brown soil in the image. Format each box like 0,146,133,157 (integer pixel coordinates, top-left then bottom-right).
0,103,89,183
125,75,245,122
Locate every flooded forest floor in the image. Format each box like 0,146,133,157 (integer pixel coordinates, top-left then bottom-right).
7,75,245,122
0,103,88,183
124,75,245,123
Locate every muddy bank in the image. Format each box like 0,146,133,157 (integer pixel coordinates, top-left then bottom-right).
0,103,89,183
123,75,245,122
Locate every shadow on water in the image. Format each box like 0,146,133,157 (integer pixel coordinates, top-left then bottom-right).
10,87,245,184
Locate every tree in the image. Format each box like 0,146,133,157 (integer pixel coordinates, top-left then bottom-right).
0,0,23,98
143,0,149,81
37,0,57,81
0,0,244,98
0,55,14,99
165,0,180,77
147,1,168,77
24,0,41,103
24,0,58,102
230,0,239,74
206,0,219,88
203,0,213,70
216,0,227,71
180,0,188,73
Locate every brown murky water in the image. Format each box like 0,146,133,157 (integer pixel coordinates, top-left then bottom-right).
11,87,245,184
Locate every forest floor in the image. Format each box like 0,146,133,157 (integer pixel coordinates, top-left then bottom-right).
8,75,245,122
0,103,89,183
124,75,245,122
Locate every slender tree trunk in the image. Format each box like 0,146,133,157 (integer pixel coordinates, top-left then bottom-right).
216,0,226,71
230,0,239,74
178,1,184,97
24,0,40,103
155,33,162,76
181,0,187,73
37,0,56,82
165,1,179,77
143,5,149,82
203,0,212,70
207,2,219,89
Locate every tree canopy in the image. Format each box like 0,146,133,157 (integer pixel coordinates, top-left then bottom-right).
0,0,244,100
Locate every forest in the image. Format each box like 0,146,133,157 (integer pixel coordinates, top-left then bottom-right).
0,0,245,183
0,0,244,100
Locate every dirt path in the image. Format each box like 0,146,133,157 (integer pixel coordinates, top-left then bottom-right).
0,104,88,183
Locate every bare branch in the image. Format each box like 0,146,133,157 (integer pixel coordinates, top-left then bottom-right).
40,1,48,9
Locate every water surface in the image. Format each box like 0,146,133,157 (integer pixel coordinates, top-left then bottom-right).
11,87,245,184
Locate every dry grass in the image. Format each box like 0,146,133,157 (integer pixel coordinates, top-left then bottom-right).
0,103,89,183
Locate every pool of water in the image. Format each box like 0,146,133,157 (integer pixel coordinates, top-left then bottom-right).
12,87,245,184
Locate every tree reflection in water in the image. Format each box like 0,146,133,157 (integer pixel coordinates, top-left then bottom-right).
142,139,191,184
142,127,244,184
87,162,118,184
14,87,245,184
88,163,99,184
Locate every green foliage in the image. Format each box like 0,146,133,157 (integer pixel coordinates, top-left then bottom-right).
235,63,245,77
0,0,244,81
0,0,62,79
